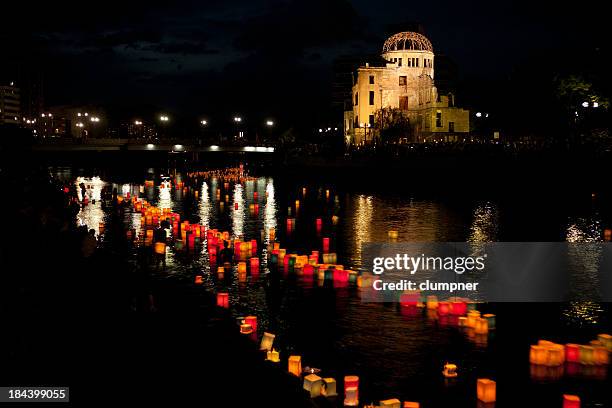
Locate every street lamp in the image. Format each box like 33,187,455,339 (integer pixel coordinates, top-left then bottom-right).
200,119,208,126
134,120,143,125
160,115,169,122
266,120,274,126
234,116,242,123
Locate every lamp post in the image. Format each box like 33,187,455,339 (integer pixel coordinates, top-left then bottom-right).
234,116,243,142
158,114,169,139
199,119,208,146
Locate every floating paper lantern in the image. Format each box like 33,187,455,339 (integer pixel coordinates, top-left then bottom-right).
234,202,238,210
476,378,496,403
253,191,258,201
438,302,450,316
344,387,358,407
154,242,166,254
322,237,330,253
474,317,489,334
316,218,323,232
530,345,547,365
344,375,359,403
388,230,399,240
443,363,458,378
240,324,253,334
566,344,580,363
288,355,302,377
593,346,609,365
244,316,257,333
260,332,275,351
450,301,467,316
598,334,612,351
321,378,337,397
563,395,580,408
195,275,203,284
266,349,280,362
250,257,259,274
403,403,420,408
380,399,401,408
458,316,467,327
216,292,229,308
466,310,481,328
400,292,419,307
238,262,247,274
303,264,315,277
604,229,612,242
426,296,438,309
304,374,323,397
580,345,594,365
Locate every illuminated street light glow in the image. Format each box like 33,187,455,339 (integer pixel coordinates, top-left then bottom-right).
593,102,599,108
210,145,219,150
146,143,155,149
318,128,323,132
134,120,143,125
160,115,169,122
582,101,589,108
476,112,482,117
234,116,242,122
200,120,208,125
266,120,274,126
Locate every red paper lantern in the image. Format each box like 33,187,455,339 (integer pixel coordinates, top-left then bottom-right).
316,218,323,232
303,264,314,276
451,301,467,315
438,302,450,316
565,344,580,363
253,191,258,201
195,275,203,284
245,316,258,333
563,395,580,408
400,293,419,307
250,257,260,274
322,237,330,253
216,292,229,308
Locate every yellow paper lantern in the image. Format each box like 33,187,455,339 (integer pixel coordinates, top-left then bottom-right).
530,345,548,365
476,378,496,403
154,242,166,255
403,403,420,408
260,332,275,351
380,399,401,408
598,334,612,351
322,378,337,397
266,349,280,363
288,355,302,377
303,374,323,398
593,346,609,365
474,317,489,334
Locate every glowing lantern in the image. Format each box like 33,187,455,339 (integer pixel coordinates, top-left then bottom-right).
303,264,315,277
566,344,580,363
234,202,238,210
331,215,339,225
266,349,280,362
195,275,203,284
321,378,337,397
400,292,419,307
288,355,302,377
344,375,359,404
325,189,330,199
380,399,401,408
425,296,438,309
466,310,481,328
269,228,276,241
304,374,323,397
244,316,257,333
563,395,580,408
580,345,594,365
315,218,323,232
216,292,229,308
598,334,612,351
238,262,247,274
593,346,609,365
450,301,467,315
209,246,217,257
604,229,612,242
438,302,450,316
530,345,547,365
344,387,358,407
388,230,399,240
474,317,489,334
458,317,467,327
154,242,166,255
253,191,258,200
476,378,496,403
443,363,458,378
98,222,105,234
250,257,259,274
322,237,330,253
403,403,420,408
260,332,275,351
240,324,253,334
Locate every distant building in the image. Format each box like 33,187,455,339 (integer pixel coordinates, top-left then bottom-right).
344,31,469,145
119,121,158,140
0,82,21,125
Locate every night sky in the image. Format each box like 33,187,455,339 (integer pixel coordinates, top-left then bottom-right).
2,0,607,127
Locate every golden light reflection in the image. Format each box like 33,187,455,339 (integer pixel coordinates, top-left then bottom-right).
468,202,499,243
351,195,374,267
75,176,105,235
264,180,277,245
232,183,245,239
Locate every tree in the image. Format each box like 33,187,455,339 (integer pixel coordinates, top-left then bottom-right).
374,107,413,144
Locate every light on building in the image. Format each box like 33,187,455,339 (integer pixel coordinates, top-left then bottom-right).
41,113,46,117
593,102,599,108
146,143,155,149
210,145,219,150
234,116,242,122
200,120,208,125
582,101,589,108
476,112,482,118
84,112,89,116
135,120,142,125
78,113,82,117
266,120,274,126
318,129,323,133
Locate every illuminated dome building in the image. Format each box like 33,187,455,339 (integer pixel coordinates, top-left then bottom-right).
344,31,469,145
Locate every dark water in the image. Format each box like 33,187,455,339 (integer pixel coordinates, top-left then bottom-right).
56,167,611,407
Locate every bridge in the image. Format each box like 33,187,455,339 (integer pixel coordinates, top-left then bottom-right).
31,138,276,153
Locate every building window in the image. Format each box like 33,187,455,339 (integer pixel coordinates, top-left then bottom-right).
369,114,375,126
369,75,374,84
355,92,358,106
354,116,359,128
399,76,407,86
436,111,442,127
416,58,419,67
398,58,402,67
449,122,455,132
399,96,409,110
369,91,374,105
